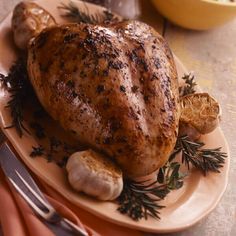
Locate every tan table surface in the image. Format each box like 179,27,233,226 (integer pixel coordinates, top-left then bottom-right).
0,1,236,236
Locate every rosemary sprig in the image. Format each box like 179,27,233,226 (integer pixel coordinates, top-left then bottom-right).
179,73,197,96
58,1,119,24
157,161,186,190
118,159,186,221
118,133,227,221
30,145,45,157
0,56,33,137
29,133,77,168
59,2,102,24
30,122,46,139
117,180,165,221
57,156,69,168
173,135,227,175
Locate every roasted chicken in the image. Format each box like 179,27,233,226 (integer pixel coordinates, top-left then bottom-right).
27,21,180,178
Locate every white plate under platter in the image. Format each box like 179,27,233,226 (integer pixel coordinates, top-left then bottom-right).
0,0,230,233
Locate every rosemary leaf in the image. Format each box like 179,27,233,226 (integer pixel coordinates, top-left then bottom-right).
0,56,34,137
118,133,227,221
30,145,45,157
117,179,165,221
30,122,46,139
179,73,197,96
118,158,185,221
175,135,227,175
58,2,119,25
58,2,101,24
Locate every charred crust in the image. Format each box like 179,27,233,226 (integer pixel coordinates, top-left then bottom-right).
103,137,112,144
120,85,126,93
131,85,139,93
128,107,139,120
66,80,75,88
63,33,79,43
108,61,126,70
109,118,122,132
154,58,161,69
36,30,49,49
96,84,105,93
144,95,149,103
116,136,128,143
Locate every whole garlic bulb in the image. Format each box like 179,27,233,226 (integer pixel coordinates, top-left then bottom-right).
66,150,123,201
180,92,221,140
11,1,56,50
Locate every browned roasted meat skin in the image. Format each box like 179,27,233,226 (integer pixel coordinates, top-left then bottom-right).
27,21,180,177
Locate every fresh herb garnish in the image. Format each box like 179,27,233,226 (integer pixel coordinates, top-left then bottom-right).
30,122,46,139
118,133,227,221
58,1,119,24
57,156,69,168
179,73,197,96
118,155,186,221
0,56,33,136
117,179,165,221
33,107,46,119
29,134,77,168
49,136,62,152
157,161,186,189
173,135,227,175
30,145,45,157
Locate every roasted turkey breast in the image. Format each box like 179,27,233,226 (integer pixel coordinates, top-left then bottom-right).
27,21,180,177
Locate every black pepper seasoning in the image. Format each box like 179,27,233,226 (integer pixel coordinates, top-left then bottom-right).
120,85,126,92
96,84,105,93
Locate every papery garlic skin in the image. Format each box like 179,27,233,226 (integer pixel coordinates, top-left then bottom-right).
12,1,56,50
66,150,123,201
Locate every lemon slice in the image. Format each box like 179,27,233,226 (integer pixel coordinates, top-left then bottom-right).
180,93,221,135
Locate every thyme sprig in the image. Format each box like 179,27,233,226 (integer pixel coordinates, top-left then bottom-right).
0,57,33,137
58,1,119,24
179,73,197,96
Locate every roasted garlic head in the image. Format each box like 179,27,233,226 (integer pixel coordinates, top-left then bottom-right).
66,150,123,200
179,93,221,139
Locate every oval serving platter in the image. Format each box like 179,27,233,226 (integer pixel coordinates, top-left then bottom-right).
0,0,230,233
